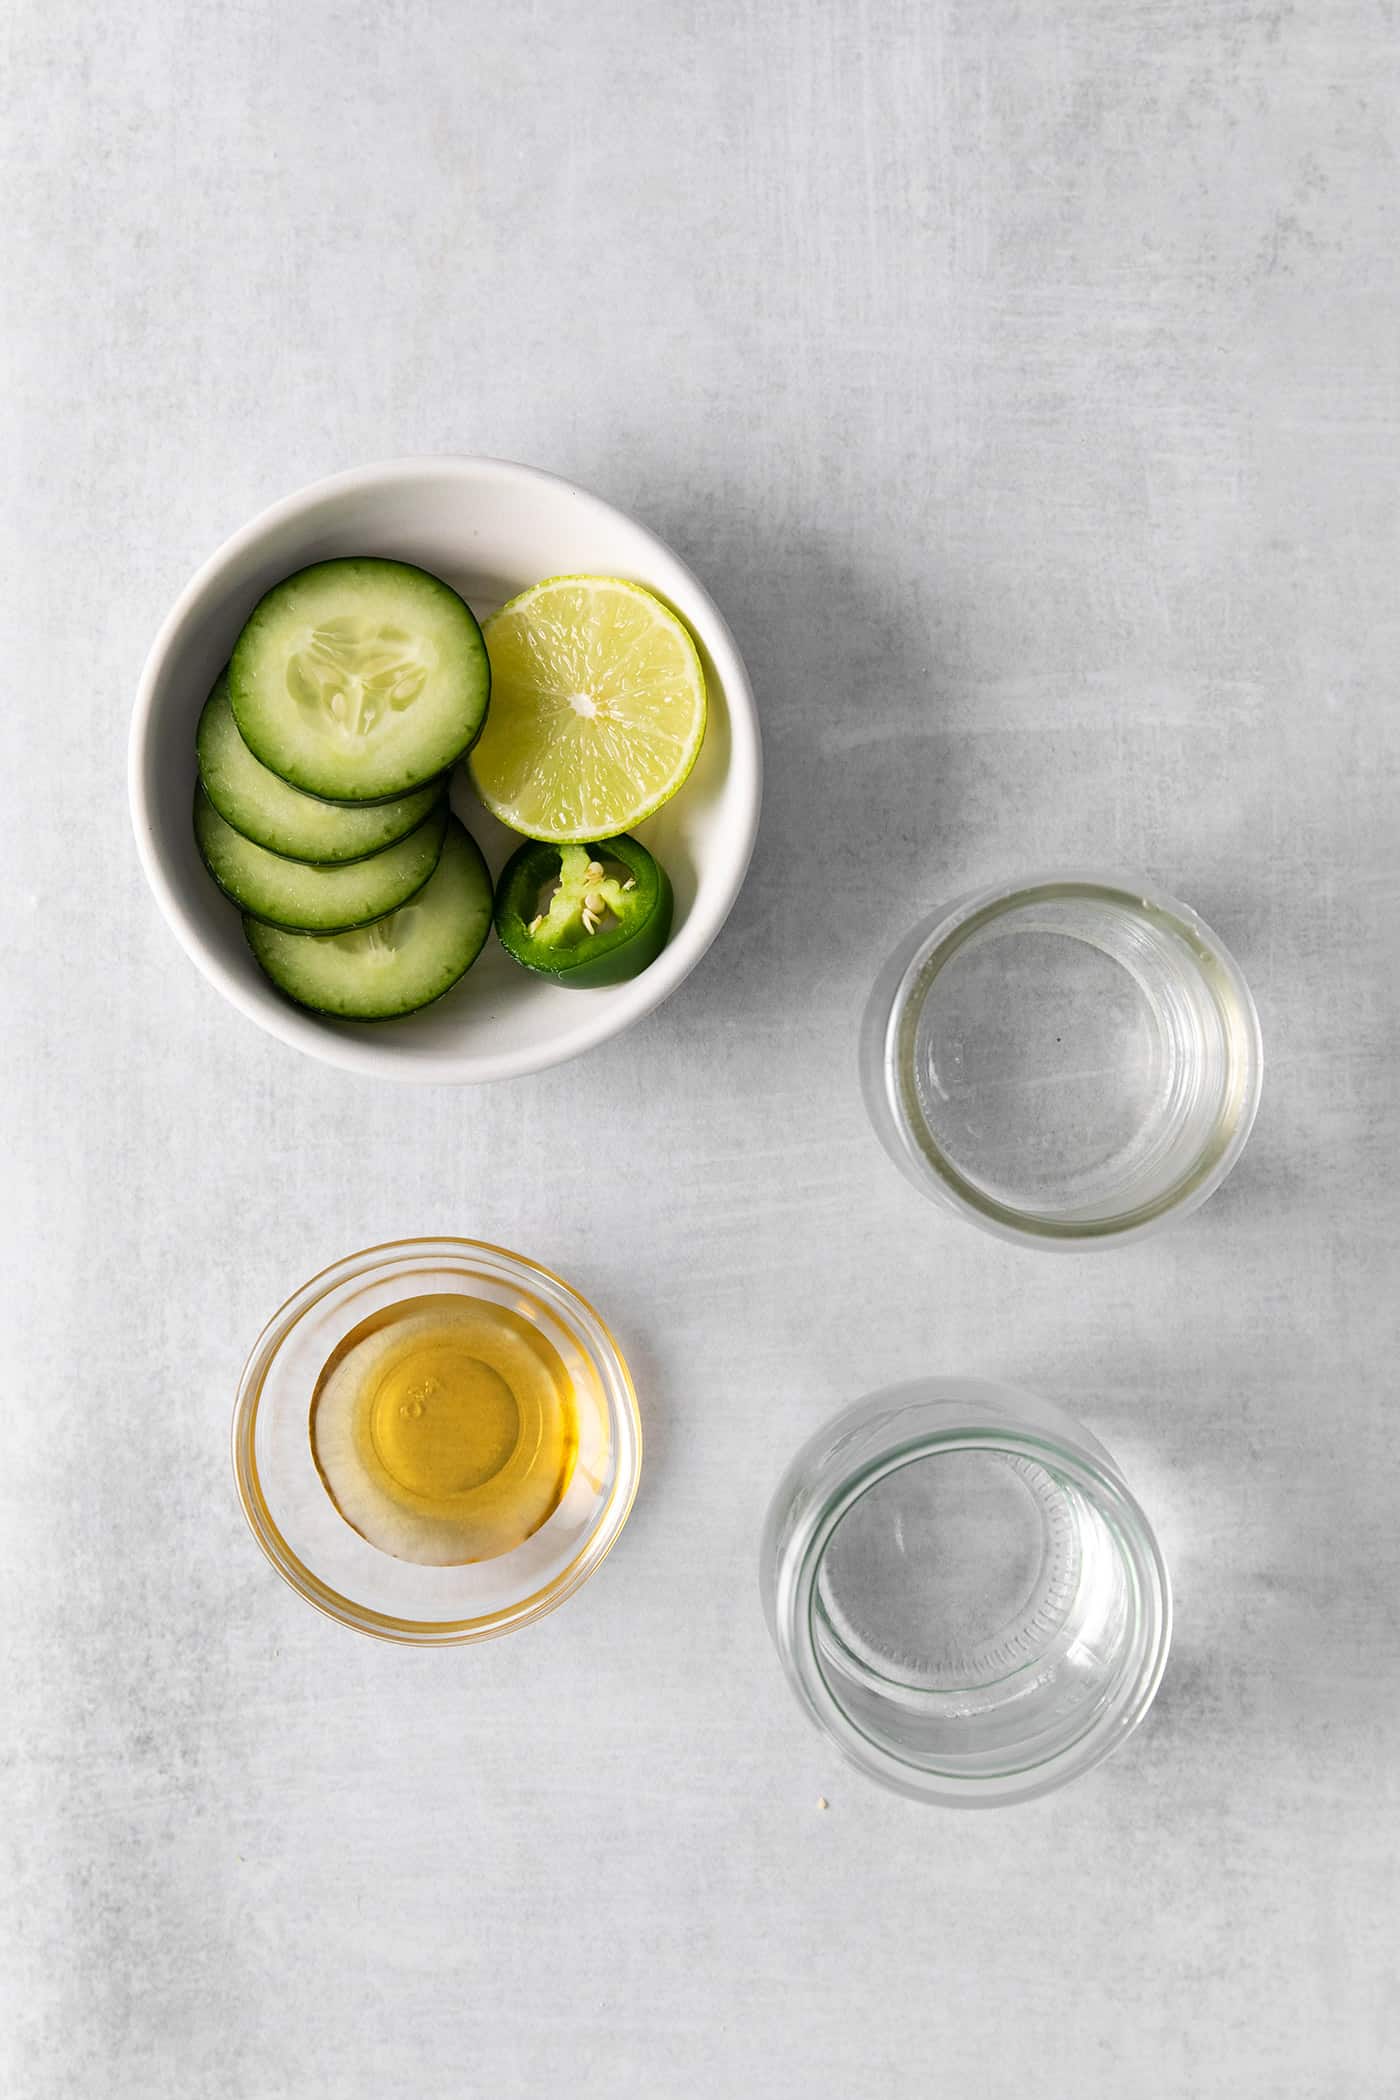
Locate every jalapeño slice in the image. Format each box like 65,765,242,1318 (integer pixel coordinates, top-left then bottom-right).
494,834,673,989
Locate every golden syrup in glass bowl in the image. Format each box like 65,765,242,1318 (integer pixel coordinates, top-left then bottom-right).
310,1292,580,1566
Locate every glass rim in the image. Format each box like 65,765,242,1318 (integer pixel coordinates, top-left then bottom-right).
875,868,1264,1248
232,1235,643,1645
768,1397,1173,1807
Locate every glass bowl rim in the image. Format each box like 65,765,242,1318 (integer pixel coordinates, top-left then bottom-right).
232,1235,642,1645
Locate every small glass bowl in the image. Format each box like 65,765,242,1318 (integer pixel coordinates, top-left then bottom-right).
761,1379,1172,1807
860,872,1263,1247
233,1237,642,1644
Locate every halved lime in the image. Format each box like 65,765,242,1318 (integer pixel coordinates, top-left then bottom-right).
469,576,707,842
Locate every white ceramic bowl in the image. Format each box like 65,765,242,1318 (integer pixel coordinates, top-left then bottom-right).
129,457,761,1082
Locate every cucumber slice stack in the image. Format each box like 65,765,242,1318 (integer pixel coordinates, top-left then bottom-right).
192,557,496,1020
246,822,493,1021
195,787,447,933
197,674,442,864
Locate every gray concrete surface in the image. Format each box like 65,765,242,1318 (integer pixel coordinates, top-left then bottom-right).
3,2,1397,2094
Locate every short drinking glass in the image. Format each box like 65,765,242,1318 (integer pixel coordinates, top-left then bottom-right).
860,872,1262,1246
762,1379,1172,1806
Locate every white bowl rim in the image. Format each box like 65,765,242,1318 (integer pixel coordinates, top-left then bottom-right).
128,454,763,1083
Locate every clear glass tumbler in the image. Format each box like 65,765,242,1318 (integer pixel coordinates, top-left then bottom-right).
761,1379,1172,1806
860,872,1263,1247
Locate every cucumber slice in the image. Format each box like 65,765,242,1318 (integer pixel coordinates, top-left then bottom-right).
229,558,489,802
244,818,492,1019
194,787,444,932
197,672,442,863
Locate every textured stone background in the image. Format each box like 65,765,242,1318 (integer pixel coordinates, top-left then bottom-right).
3,2,1397,2093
